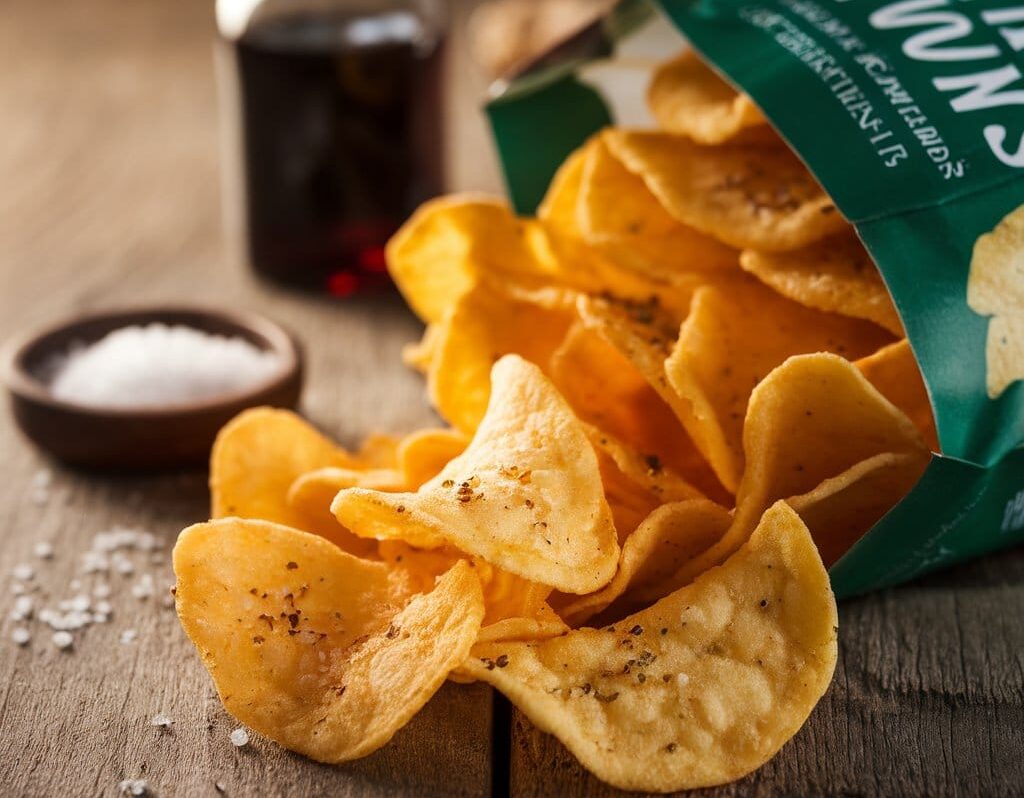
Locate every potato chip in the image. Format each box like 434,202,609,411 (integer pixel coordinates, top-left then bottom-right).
173,519,484,762
396,428,469,488
740,232,903,334
984,314,1024,399
210,408,376,557
333,355,620,594
674,353,927,584
426,280,576,433
386,195,551,324
550,316,727,503
967,203,1024,318
535,139,702,312
603,129,847,252
787,452,928,566
402,322,441,373
288,466,407,522
477,603,569,644
855,339,938,451
462,501,837,793
556,499,730,627
647,51,767,144
664,278,894,491
967,204,1024,398
577,138,739,280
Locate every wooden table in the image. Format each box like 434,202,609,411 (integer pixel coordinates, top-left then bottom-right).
1,1,1022,796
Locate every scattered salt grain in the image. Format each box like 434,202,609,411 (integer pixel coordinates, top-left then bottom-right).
47,323,282,409
11,627,30,645
113,553,135,576
33,541,54,559
10,595,33,621
95,600,113,616
12,563,34,581
229,727,250,747
52,630,73,649
676,673,690,687
30,469,52,506
69,579,82,591
93,582,112,598
120,629,138,645
118,778,148,796
10,582,26,595
131,574,155,600
151,713,174,729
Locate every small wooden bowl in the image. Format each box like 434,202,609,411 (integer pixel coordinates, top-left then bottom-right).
2,306,303,468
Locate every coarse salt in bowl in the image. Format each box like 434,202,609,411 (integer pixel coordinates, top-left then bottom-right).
2,306,302,467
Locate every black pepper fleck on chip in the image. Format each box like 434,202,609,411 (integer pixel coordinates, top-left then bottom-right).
286,561,298,570
629,625,643,636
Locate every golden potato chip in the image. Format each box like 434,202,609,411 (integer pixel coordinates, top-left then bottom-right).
477,603,569,644
355,433,402,469
647,51,767,144
396,428,469,488
210,408,376,557
462,501,838,793
426,280,576,433
603,129,847,252
855,339,938,451
664,278,894,491
578,138,739,280
402,322,441,373
288,466,407,524
481,567,553,626
555,499,730,627
674,353,927,584
550,317,727,503
535,139,703,312
333,355,620,594
173,519,484,762
787,452,928,566
740,232,903,334
386,195,551,323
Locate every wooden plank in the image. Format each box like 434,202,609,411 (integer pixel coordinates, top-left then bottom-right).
508,551,1024,797
0,1,497,795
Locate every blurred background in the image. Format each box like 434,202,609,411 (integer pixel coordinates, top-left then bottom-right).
0,0,614,321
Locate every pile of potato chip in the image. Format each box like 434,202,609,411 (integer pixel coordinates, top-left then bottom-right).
173,51,937,792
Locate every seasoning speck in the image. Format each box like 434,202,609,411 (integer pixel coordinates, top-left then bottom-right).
230,727,250,747
286,562,298,570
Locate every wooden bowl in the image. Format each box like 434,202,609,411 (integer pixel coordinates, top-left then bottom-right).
2,306,303,468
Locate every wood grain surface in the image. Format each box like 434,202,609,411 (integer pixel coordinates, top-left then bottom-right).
1,1,1022,797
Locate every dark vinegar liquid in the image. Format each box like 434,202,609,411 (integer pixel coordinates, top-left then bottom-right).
232,11,444,295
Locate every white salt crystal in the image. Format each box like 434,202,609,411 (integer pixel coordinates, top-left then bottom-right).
229,727,250,747
52,631,73,649
10,595,33,621
118,779,148,796
95,600,113,615
131,574,155,600
151,713,174,728
32,469,52,490
93,582,112,598
12,563,34,581
11,627,30,645
33,541,54,559
48,324,281,409
10,582,26,595
69,579,82,591
113,553,135,576
120,629,138,645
